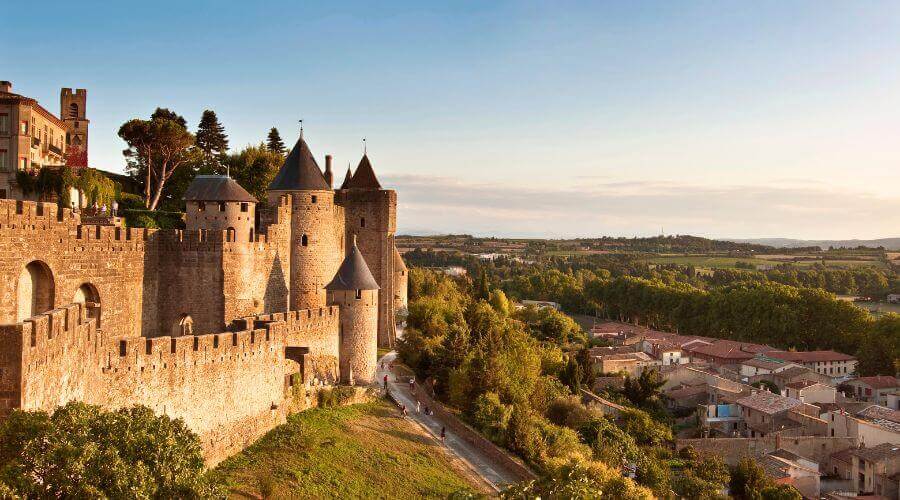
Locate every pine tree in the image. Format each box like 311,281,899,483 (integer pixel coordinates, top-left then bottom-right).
195,110,229,159
267,127,285,154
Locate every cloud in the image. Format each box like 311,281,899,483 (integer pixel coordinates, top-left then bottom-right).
382,174,900,239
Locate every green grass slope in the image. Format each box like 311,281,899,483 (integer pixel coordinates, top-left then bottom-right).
214,400,485,499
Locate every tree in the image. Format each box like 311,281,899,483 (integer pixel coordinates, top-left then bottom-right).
267,127,286,154
730,457,772,499
195,110,229,160
622,369,666,407
119,113,195,210
151,107,187,128
856,313,900,376
0,402,221,497
223,144,285,202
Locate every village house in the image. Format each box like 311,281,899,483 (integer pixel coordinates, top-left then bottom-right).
845,376,900,407
593,351,656,376
846,443,900,497
784,380,837,405
739,356,801,378
767,350,858,382
734,391,825,438
759,449,821,499
826,405,900,447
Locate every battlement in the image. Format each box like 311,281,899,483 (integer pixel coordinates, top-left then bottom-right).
5,303,98,355
0,199,78,227
60,88,87,97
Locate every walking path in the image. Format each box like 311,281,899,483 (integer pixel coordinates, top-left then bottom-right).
376,351,522,491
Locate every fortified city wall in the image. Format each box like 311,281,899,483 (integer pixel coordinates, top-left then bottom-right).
0,300,340,464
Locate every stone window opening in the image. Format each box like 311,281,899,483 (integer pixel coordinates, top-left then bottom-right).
311,195,317,204
249,228,254,241
226,227,236,242
198,202,205,211
355,289,362,300
240,202,248,212
218,202,226,212
174,314,193,337
301,234,308,246
360,217,366,228
69,103,79,119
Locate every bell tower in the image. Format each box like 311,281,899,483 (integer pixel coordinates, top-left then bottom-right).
60,88,89,166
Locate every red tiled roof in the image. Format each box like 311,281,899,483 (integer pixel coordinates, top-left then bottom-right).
688,340,773,360
851,376,899,390
768,350,856,363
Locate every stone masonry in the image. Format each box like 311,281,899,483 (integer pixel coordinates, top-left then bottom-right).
0,135,407,464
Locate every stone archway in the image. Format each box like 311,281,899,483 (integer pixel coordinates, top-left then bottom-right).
73,282,101,325
17,261,55,322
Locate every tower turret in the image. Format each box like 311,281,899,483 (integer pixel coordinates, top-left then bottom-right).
326,236,379,384
268,135,344,310
183,174,257,242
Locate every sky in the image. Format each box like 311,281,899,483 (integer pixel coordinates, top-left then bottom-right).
5,1,899,239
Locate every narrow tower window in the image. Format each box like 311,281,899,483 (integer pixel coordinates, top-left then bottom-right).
301,234,308,246
311,195,317,204
355,289,362,300
360,217,366,228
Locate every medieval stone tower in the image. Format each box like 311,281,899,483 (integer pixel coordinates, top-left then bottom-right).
336,155,399,347
326,236,380,384
60,88,88,166
268,136,344,311
183,175,257,243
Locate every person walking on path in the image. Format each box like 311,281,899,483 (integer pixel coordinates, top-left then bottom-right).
409,377,415,392
440,426,446,445
112,200,118,217
416,400,421,414
383,374,388,389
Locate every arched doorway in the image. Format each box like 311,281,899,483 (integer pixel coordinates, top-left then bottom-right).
16,261,54,321
73,283,101,325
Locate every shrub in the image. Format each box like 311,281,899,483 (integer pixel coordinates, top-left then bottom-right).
0,402,221,498
471,392,513,444
317,386,357,407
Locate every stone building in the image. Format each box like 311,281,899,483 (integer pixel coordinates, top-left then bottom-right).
0,133,407,464
0,81,82,198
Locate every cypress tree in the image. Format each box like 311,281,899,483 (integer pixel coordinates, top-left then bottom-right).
195,110,229,159
267,127,286,154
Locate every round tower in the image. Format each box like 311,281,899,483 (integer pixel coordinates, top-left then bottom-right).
326,236,379,385
183,175,257,242
268,135,344,311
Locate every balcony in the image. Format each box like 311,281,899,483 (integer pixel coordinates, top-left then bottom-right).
48,144,62,156
31,136,41,148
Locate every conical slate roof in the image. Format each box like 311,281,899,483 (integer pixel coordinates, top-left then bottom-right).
393,244,407,273
184,175,257,202
268,136,329,191
339,165,353,190
345,154,381,189
325,237,380,291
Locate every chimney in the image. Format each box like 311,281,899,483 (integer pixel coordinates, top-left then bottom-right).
324,154,333,188
0,81,11,93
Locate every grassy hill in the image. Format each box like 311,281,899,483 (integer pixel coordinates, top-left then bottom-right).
213,400,488,499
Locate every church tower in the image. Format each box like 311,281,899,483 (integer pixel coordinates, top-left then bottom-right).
60,88,88,166
326,236,379,384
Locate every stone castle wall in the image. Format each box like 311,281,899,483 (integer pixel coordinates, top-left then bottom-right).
0,301,341,465
0,200,156,337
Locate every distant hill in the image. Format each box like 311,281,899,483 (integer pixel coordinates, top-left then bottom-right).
726,237,900,250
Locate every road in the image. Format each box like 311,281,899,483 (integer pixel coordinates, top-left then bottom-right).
375,351,523,492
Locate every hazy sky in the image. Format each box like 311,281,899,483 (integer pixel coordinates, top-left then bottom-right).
5,1,899,239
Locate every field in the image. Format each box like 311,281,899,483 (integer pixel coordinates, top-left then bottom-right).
637,254,888,270
213,400,487,499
